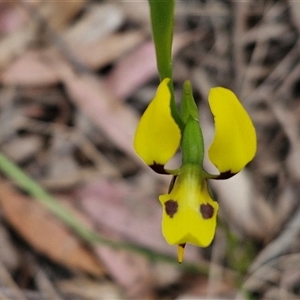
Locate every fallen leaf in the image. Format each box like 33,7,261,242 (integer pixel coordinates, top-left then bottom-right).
95,246,155,299
0,0,85,69
106,33,196,99
105,41,157,100
46,54,143,164
0,180,105,276
0,2,29,35
63,3,124,43
0,2,144,87
0,49,59,86
32,0,87,30
0,21,36,69
0,135,42,164
57,277,123,300
0,31,144,86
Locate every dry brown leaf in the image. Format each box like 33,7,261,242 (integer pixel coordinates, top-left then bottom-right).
20,0,87,31
95,246,155,299
0,49,59,86
289,0,300,32
0,0,79,69
0,3,29,35
106,33,196,99
0,31,144,86
0,225,20,272
105,41,157,100
47,54,143,164
0,135,42,163
119,0,150,27
0,258,27,300
0,180,105,276
63,3,124,43
57,277,123,300
0,2,144,86
71,31,144,70
40,0,87,30
0,22,36,69
210,172,274,240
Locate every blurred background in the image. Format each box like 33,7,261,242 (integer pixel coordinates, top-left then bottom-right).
0,0,300,299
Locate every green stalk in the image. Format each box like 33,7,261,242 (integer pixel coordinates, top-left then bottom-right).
148,0,183,130
148,0,174,81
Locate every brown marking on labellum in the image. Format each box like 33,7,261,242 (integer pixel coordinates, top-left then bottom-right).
200,203,214,219
215,170,236,180
168,175,177,193
150,162,168,174
165,200,178,218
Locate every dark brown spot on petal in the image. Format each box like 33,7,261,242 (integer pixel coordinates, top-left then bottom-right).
215,170,236,180
165,200,178,218
200,204,214,219
149,162,168,174
168,175,177,193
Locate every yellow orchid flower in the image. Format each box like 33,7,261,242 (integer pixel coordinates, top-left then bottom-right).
134,78,256,262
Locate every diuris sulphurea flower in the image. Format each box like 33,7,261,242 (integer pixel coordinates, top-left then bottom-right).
134,78,257,263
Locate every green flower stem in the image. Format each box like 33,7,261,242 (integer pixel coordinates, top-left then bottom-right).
148,0,174,81
0,151,210,273
148,0,183,130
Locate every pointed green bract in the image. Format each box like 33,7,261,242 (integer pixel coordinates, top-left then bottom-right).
180,80,199,124
208,87,257,174
134,78,181,167
180,81,204,165
181,116,204,165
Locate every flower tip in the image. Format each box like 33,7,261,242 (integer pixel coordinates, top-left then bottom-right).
177,243,186,264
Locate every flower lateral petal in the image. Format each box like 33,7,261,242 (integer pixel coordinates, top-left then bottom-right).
134,78,181,168
208,87,257,174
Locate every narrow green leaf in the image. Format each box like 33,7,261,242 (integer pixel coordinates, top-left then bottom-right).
148,0,174,80
148,0,183,130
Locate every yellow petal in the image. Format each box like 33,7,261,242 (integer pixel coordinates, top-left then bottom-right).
134,78,181,167
159,167,218,249
208,87,257,174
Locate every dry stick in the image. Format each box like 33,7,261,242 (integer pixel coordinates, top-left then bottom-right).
0,259,27,300
20,117,120,178
244,42,300,105
249,205,300,273
32,260,64,300
239,254,300,300
18,0,91,75
238,2,282,101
